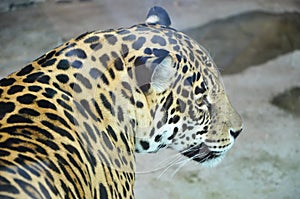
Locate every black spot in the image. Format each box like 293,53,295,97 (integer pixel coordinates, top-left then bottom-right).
195,86,205,95
184,76,193,86
0,102,15,119
106,125,118,142
90,43,103,51
108,68,115,79
99,183,108,199
17,94,37,104
122,34,136,41
155,135,162,142
114,57,124,71
7,85,25,95
99,54,110,67
41,58,57,67
151,35,166,46
80,99,98,121
117,106,124,122
64,110,79,126
132,37,146,50
84,36,100,43
42,120,74,141
162,92,173,110
57,99,72,112
100,94,114,116
117,29,130,35
42,88,57,99
144,48,152,55
28,85,42,92
140,140,149,150
45,112,71,129
75,32,89,41
74,73,92,89
0,78,16,86
65,49,87,59
104,34,117,45
73,100,88,119
70,83,82,93
57,59,70,70
153,48,169,58
71,60,83,69
136,101,143,108
14,179,43,198
7,114,33,124
182,65,188,73
16,64,34,76
89,68,102,80
56,74,69,83
121,44,129,58
102,132,113,150
36,100,57,110
37,75,50,84
19,108,40,116
23,72,44,83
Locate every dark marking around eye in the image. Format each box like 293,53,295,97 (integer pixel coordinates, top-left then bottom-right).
0,78,16,86
151,35,166,46
104,34,117,45
65,49,87,59
56,59,70,70
132,37,146,50
7,85,25,95
17,94,37,104
16,64,34,76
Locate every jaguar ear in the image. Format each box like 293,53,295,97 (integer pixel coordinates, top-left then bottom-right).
151,55,176,93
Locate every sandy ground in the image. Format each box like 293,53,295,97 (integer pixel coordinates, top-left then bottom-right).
0,0,299,198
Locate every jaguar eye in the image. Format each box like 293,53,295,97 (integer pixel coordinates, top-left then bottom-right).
195,97,204,107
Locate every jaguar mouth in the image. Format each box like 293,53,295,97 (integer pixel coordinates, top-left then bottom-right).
181,143,221,163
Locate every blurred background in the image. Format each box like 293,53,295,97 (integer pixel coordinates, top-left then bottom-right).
0,0,299,198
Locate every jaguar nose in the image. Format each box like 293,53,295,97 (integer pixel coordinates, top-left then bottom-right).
230,128,242,139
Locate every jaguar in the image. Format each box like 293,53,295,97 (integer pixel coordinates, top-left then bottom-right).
0,6,242,199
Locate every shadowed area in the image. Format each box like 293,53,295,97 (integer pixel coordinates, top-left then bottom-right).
184,11,300,74
271,87,300,116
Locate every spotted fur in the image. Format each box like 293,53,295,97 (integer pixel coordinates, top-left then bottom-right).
0,6,242,199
